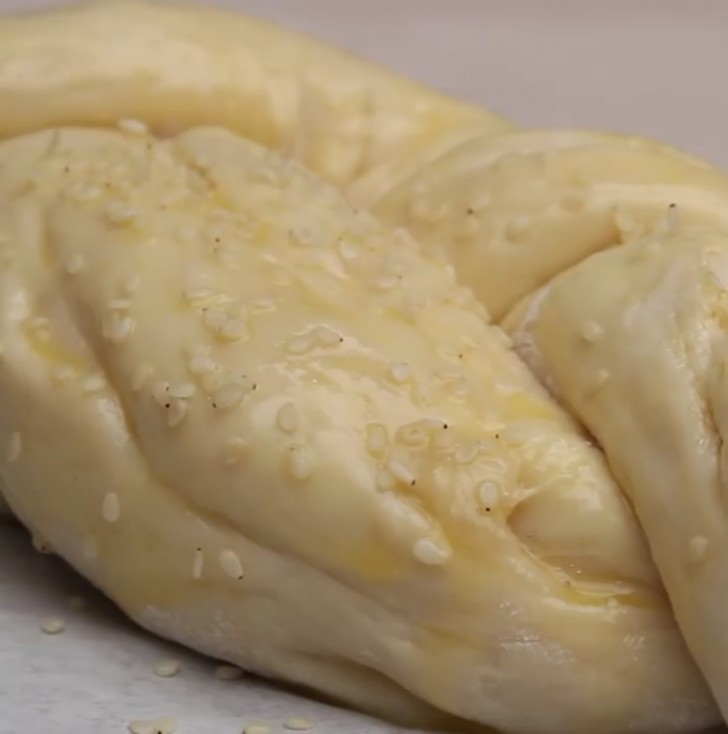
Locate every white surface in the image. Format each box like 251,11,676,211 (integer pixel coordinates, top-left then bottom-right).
2,2,728,733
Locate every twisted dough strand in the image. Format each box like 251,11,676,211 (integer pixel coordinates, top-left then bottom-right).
2,3,728,733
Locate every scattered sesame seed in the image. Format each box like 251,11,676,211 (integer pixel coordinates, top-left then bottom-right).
132,363,154,392
32,534,52,554
387,362,410,384
105,199,137,226
123,274,142,294
244,724,271,734
40,617,65,635
214,664,244,681
109,298,132,311
225,437,248,466
183,287,215,303
64,254,87,275
287,334,314,355
476,480,500,512
433,429,455,451
192,548,204,580
212,384,246,411
103,312,135,343
386,459,416,487
688,535,709,564
284,718,314,732
589,370,611,393
117,118,149,136
396,423,429,448
52,365,77,383
287,444,312,479
218,549,244,580
188,353,216,375
313,325,342,347
276,402,299,433
454,441,480,464
505,213,531,240
218,318,248,342
82,374,106,394
413,538,451,566
7,431,22,463
165,399,188,428
102,492,121,524
154,659,182,678
581,322,604,344
127,718,177,734
168,383,196,399
365,424,388,457
373,273,399,290
337,240,358,261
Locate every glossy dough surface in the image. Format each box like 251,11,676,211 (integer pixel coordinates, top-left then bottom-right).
0,3,726,733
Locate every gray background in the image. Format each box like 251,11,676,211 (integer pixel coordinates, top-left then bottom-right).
1,2,727,733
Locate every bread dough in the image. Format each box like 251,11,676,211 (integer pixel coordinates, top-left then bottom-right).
0,125,716,733
506,224,728,727
0,2,724,733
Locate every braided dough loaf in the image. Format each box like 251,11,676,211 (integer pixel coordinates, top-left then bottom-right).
0,3,725,733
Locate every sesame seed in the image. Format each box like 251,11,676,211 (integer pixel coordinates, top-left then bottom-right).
123,274,142,294
615,207,638,237
589,370,611,393
183,287,215,303
287,444,312,479
103,312,135,343
387,459,416,486
212,384,246,410
454,441,480,464
188,353,216,375
688,535,709,564
217,318,248,341
433,429,455,450
105,199,136,226
413,538,451,566
32,534,52,554
117,118,149,136
192,548,204,580
40,617,65,635
276,402,299,433
373,274,398,290
102,492,121,524
365,424,388,457
396,423,429,448
109,298,132,310
152,381,171,405
218,549,244,580
337,240,358,261
131,363,154,392
581,322,604,344
168,383,196,399
284,718,313,732
287,334,314,355
154,659,181,678
214,664,244,681
127,718,177,734
82,374,106,393
313,325,342,347
505,214,531,240
476,480,500,512
64,254,86,275
7,431,22,462
244,725,271,734
165,399,188,427
388,362,410,384
225,437,248,466
52,365,77,383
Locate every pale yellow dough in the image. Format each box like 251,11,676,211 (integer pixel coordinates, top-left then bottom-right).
0,2,726,734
